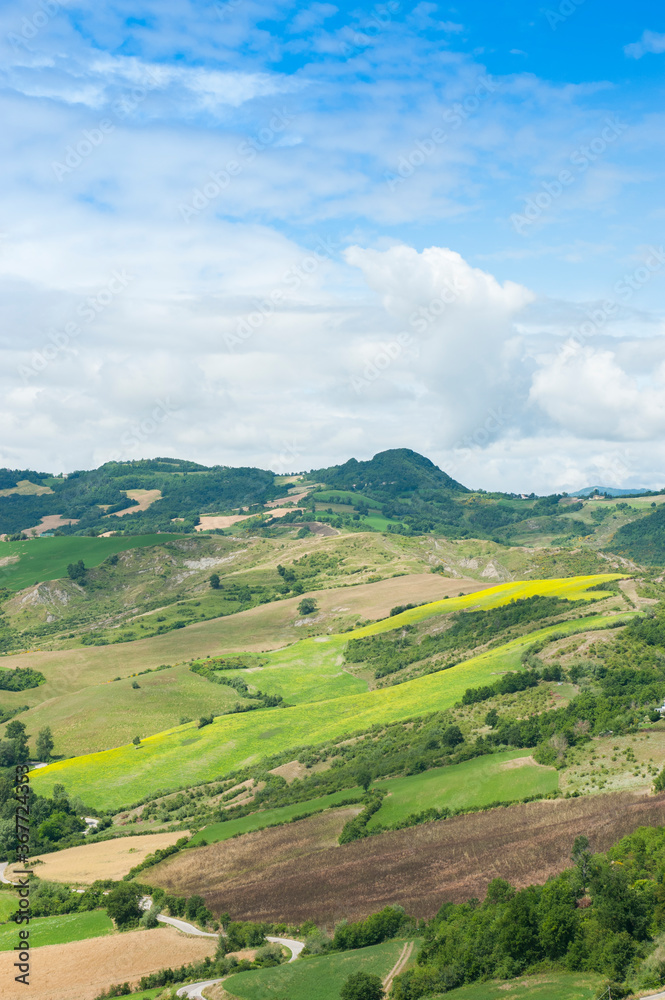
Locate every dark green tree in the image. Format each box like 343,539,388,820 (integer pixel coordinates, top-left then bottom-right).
298,598,318,615
209,573,220,589
340,971,384,1000
35,726,54,760
106,882,143,927
6,720,29,763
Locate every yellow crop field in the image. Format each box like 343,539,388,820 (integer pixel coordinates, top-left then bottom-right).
30,575,628,810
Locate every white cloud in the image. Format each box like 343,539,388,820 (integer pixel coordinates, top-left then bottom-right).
529,343,665,440
624,30,665,59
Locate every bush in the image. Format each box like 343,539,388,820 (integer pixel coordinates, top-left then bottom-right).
298,598,318,615
340,970,385,1000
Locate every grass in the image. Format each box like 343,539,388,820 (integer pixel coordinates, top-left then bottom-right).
440,972,602,1000
190,787,365,845
0,535,183,592
11,663,255,757
32,593,631,810
368,750,558,829
0,908,113,950
224,939,409,1000
0,893,18,923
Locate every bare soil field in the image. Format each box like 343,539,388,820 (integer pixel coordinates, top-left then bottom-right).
20,514,80,536
110,488,163,516
161,792,665,926
0,926,215,1000
148,807,361,892
6,831,190,884
196,507,307,531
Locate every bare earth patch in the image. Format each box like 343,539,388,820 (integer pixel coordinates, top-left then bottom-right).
20,514,80,536
499,755,539,770
269,760,309,783
0,926,215,1000
6,831,190,884
167,791,665,926
110,489,163,517
195,507,304,531
148,807,362,894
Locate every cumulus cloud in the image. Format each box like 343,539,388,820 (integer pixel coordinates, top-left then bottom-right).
529,343,665,440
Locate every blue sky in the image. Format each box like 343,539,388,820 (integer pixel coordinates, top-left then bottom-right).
1,0,664,492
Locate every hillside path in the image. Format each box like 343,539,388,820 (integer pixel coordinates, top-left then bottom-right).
157,914,218,937
383,941,414,991
0,863,16,885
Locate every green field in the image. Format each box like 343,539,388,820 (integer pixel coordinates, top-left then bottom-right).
30,577,629,809
368,750,558,829
0,535,183,592
0,909,113,951
224,939,410,1000
191,787,365,845
0,892,18,923
441,972,602,1000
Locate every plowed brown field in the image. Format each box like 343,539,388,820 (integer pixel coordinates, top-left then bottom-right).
152,791,665,926
0,926,215,1000
148,806,360,891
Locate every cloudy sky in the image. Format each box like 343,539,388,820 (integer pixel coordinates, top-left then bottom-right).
1,0,664,492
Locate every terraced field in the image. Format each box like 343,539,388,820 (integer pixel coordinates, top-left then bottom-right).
30,576,628,809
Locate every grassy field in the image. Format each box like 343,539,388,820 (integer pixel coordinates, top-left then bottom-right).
191,787,364,845
0,893,18,923
0,909,113,951
32,607,632,809
440,972,602,1000
224,939,410,1000
13,663,255,757
0,535,181,592
368,750,558,829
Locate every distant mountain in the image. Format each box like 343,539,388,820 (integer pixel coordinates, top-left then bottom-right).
309,448,470,497
572,486,651,498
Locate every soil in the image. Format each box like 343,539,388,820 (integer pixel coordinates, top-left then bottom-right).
0,926,215,1000
6,830,190,884
157,791,665,926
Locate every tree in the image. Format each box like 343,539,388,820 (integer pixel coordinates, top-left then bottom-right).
298,598,318,615
572,835,592,889
35,726,54,761
484,708,499,728
106,882,142,927
6,720,29,763
67,560,86,584
340,971,384,1000
356,767,372,792
209,573,221,589
132,736,141,746
131,680,140,689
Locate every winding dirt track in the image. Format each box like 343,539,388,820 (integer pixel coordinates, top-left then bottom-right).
383,941,415,990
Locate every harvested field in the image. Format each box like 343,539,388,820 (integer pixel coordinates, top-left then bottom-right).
148,807,360,890
172,791,665,925
0,926,215,1000
6,831,190,884
110,488,162,516
196,507,314,531
22,514,79,535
